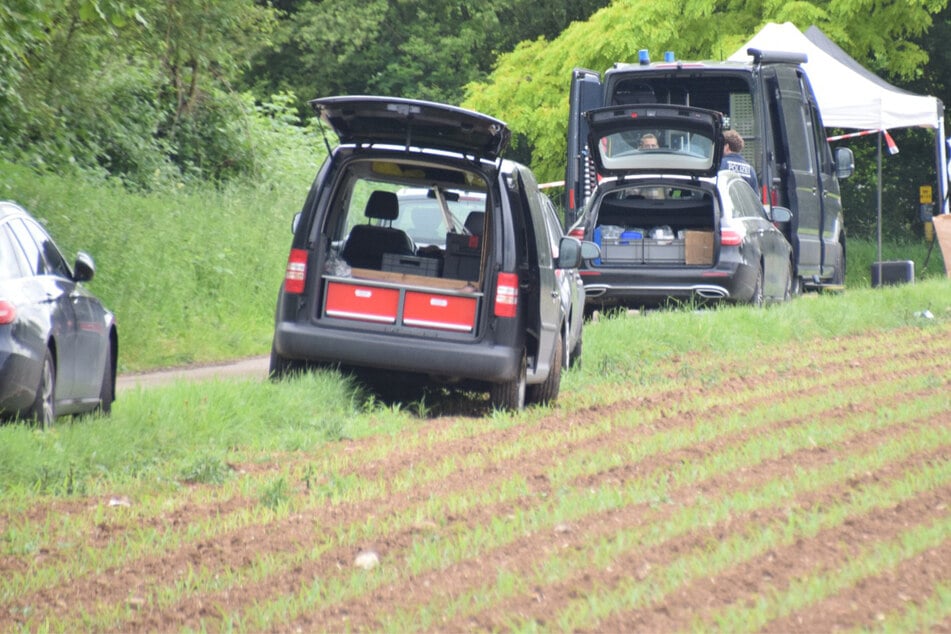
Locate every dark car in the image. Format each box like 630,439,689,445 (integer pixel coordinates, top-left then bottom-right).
539,194,586,368
0,201,117,426
566,51,853,292
567,104,794,308
269,96,598,410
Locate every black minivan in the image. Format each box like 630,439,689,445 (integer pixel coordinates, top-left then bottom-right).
270,97,597,410
566,48,854,294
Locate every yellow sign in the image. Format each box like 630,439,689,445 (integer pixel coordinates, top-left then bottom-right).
920,185,933,204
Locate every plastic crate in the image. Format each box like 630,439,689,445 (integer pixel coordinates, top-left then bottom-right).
601,237,644,262
643,238,685,263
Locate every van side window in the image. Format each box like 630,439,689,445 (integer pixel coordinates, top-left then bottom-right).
783,98,814,175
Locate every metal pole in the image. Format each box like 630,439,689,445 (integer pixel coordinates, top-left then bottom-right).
877,130,883,286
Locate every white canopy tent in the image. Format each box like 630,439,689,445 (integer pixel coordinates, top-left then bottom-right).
729,22,949,277
729,22,947,213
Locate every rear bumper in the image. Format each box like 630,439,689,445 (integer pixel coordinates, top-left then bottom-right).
273,321,522,383
0,348,40,414
580,259,756,305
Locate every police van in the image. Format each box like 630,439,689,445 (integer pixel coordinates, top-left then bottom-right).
566,48,855,292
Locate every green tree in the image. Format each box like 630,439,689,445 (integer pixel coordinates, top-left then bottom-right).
0,0,277,187
245,0,611,108
463,0,949,183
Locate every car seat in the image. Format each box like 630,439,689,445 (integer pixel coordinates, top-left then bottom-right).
341,190,416,270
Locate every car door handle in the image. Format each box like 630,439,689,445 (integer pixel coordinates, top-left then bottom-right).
551,290,560,299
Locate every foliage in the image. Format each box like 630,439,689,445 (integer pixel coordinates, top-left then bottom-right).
0,146,320,371
0,0,278,188
463,0,950,241
244,0,611,108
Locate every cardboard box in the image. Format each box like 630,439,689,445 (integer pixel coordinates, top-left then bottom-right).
685,230,714,265
933,214,951,277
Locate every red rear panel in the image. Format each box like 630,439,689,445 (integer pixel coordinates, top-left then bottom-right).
324,281,400,323
403,291,477,332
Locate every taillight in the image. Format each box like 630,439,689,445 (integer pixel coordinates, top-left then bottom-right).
284,248,308,294
494,272,519,318
0,300,15,325
568,227,585,239
720,228,743,247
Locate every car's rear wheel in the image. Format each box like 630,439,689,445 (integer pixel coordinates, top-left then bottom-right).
28,349,55,429
97,337,115,415
750,263,765,307
527,334,563,406
788,258,801,299
569,330,583,369
489,351,526,411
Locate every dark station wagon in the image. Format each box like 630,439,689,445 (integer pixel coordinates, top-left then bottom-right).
567,105,795,308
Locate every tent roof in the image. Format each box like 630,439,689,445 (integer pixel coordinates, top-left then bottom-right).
728,22,943,130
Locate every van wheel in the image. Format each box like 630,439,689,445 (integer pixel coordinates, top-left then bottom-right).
28,349,55,429
490,351,526,411
832,242,846,286
269,344,303,380
527,334,563,406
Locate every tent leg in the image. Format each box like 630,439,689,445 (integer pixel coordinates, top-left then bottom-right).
876,130,883,287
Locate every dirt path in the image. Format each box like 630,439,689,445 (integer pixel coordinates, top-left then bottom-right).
116,355,270,392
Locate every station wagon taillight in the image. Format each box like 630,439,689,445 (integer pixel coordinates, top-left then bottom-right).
494,272,519,318
0,300,15,325
284,248,308,294
720,228,743,247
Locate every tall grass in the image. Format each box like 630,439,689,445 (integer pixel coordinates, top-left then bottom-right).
0,369,378,497
845,235,947,287
3,158,948,370
1,161,315,370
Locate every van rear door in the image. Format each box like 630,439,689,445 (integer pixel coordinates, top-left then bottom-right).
566,68,604,225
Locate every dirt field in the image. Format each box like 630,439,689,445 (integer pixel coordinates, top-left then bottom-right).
2,324,950,632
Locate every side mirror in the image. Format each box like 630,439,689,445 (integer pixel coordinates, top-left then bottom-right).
580,240,601,260
769,206,793,223
835,147,854,180
292,212,302,234
556,237,601,269
556,236,583,269
73,251,96,283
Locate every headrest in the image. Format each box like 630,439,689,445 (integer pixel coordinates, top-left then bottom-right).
464,211,485,236
365,191,399,221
